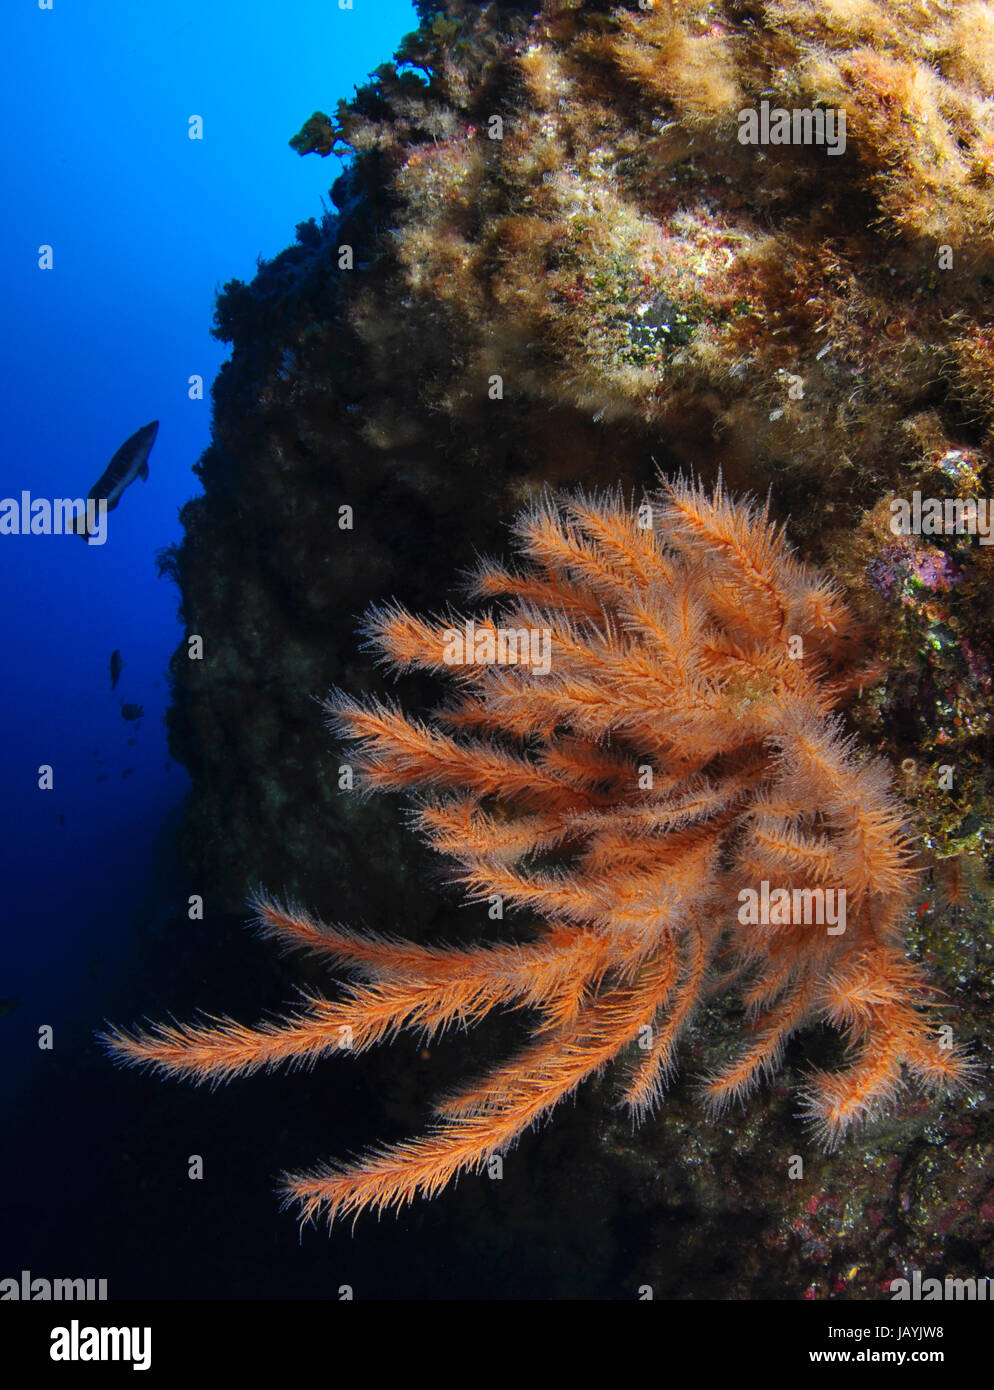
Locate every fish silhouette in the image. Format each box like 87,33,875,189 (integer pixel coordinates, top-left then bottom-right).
75,421,158,541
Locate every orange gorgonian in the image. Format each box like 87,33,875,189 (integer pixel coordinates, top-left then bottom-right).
102,478,970,1225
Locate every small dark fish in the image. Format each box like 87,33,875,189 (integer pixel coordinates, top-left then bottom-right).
120,703,143,722
126,737,136,746
75,421,159,541
95,775,108,783
121,767,134,779
110,649,124,690
58,812,65,826
0,998,20,1020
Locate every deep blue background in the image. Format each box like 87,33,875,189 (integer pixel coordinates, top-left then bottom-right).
0,0,415,1047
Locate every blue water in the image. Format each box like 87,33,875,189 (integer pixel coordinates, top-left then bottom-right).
0,0,416,1074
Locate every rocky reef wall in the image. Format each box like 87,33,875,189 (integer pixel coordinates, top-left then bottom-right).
160,0,994,1293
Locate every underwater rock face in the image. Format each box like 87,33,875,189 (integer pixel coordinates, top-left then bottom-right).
163,0,994,1293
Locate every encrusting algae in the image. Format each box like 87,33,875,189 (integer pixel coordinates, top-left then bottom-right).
170,0,994,918
103,480,971,1226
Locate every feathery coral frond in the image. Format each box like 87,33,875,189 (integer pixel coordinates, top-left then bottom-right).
103,479,970,1224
